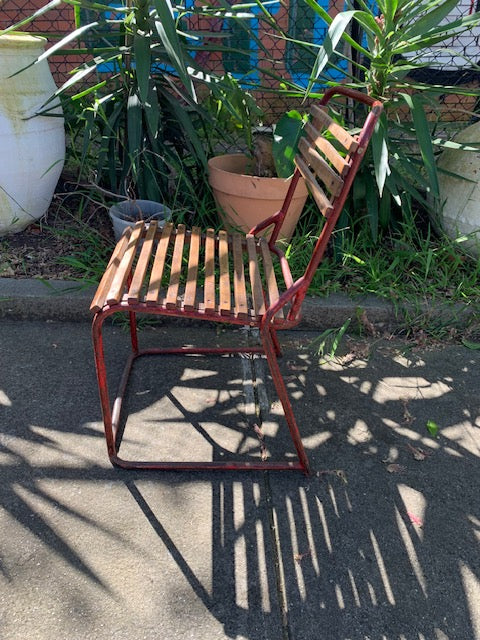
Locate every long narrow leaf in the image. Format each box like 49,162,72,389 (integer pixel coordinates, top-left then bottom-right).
306,11,358,96
0,0,62,35
133,32,151,104
302,0,371,58
152,0,196,101
371,115,390,197
402,0,461,39
400,92,439,199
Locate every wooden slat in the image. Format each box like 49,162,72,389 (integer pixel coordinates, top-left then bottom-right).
127,222,157,302
259,238,283,319
232,233,248,319
246,235,266,317
90,228,132,313
304,121,350,176
204,228,216,313
298,137,344,197
145,222,174,305
311,105,358,153
106,221,145,305
165,224,186,309
295,156,333,217
184,226,201,311
218,230,231,316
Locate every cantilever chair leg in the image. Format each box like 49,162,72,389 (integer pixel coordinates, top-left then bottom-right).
261,325,311,475
91,309,310,473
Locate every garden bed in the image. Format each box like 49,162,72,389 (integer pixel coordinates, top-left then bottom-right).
0,180,113,280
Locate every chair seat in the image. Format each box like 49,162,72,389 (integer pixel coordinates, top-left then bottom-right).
90,220,291,325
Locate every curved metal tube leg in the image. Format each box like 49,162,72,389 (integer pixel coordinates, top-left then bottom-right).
91,313,116,460
129,311,139,353
261,326,311,475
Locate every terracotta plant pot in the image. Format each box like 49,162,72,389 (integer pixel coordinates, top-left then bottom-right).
208,154,308,241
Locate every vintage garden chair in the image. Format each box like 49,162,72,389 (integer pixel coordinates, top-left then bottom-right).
90,87,383,474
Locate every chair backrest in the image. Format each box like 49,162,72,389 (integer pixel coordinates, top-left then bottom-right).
271,87,383,321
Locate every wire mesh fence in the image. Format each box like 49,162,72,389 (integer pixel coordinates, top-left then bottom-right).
1,0,479,122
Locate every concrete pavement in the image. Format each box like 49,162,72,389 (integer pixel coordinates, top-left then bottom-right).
0,315,479,639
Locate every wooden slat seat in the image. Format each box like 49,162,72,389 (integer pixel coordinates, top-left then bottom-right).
90,222,291,324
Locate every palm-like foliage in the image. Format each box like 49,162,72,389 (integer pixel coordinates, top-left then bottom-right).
299,0,480,239
2,0,255,205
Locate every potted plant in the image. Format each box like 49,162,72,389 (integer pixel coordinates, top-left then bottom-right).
299,0,480,243
0,33,65,235
1,0,239,236
206,76,309,241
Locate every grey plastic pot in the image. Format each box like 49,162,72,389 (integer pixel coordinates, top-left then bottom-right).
109,200,172,242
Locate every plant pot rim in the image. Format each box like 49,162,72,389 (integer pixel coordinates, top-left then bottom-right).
109,200,172,223
0,33,47,48
208,153,308,199
208,153,293,183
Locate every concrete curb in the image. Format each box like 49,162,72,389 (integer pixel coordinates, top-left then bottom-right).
0,276,474,330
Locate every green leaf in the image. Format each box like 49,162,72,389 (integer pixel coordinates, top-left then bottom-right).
273,110,306,178
402,0,462,40
144,83,160,140
461,339,480,350
0,0,62,35
365,174,379,242
383,0,399,29
400,93,439,199
127,91,143,171
133,32,151,105
306,11,360,96
152,0,196,101
162,91,208,168
371,115,390,197
426,420,439,438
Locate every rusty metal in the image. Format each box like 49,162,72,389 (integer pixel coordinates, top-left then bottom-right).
91,88,383,475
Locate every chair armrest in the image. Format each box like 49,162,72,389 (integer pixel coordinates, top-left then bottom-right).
262,276,307,326
249,211,282,237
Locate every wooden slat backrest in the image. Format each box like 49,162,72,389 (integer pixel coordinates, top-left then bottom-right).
286,88,383,322
297,137,344,198
295,155,334,217
310,104,359,153
303,121,350,176
295,104,358,219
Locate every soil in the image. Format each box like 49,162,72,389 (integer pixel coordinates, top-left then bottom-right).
0,180,114,280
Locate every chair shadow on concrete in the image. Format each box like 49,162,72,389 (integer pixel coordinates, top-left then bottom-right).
258,335,480,640
111,329,480,640
1,322,479,639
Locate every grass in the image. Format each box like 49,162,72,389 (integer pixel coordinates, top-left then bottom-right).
51,187,480,342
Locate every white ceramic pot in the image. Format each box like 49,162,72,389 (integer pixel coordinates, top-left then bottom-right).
0,34,65,235
438,121,480,256
109,200,172,242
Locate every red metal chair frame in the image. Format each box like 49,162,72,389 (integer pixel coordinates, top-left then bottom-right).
91,87,383,474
